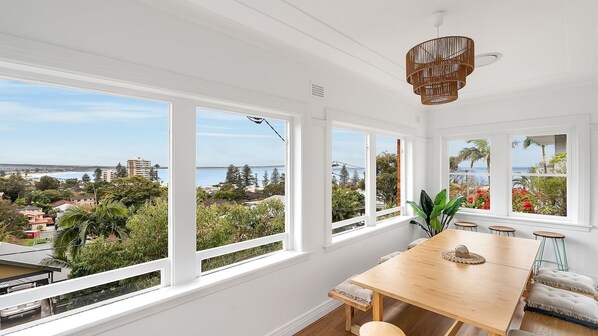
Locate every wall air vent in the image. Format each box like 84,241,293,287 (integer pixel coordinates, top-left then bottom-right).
310,82,325,99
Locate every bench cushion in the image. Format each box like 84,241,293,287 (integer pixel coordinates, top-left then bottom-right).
407,238,428,250
333,275,373,304
378,251,402,264
525,283,598,329
535,268,598,299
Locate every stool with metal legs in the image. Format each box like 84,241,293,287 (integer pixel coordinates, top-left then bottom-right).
454,221,478,232
489,225,516,237
533,231,568,273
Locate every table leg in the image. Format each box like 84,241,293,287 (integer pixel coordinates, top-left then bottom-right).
444,320,463,336
372,292,383,321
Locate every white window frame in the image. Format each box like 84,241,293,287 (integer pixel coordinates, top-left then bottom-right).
444,135,493,214
194,106,294,275
325,108,415,246
507,128,572,222
0,59,305,334
435,115,590,229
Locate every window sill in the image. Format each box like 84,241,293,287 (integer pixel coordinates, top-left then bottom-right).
455,212,592,232
324,216,416,253
8,251,310,336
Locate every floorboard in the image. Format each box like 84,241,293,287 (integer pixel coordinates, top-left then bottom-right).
295,298,598,336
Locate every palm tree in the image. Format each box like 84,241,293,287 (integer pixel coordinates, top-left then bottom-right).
523,137,547,173
53,200,129,259
457,139,491,173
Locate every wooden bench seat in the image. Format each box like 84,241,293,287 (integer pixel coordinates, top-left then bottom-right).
328,289,372,335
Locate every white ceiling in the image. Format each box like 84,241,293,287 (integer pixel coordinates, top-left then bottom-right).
151,0,598,107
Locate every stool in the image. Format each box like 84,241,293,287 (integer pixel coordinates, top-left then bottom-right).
533,231,568,273
360,321,406,336
454,221,478,232
489,225,516,237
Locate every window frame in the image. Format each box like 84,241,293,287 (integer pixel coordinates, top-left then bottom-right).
436,115,590,229
325,108,415,247
194,106,294,275
507,128,572,222
0,63,304,334
444,135,493,214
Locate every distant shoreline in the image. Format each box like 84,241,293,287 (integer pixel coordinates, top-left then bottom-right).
0,163,285,172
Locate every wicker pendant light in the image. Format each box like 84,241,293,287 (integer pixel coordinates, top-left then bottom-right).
406,12,474,105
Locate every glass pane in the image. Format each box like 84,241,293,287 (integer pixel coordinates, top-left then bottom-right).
202,242,282,273
512,176,567,216
376,135,400,214
0,272,159,331
0,79,169,330
447,139,491,173
512,134,567,174
331,129,365,227
195,108,286,269
449,174,490,210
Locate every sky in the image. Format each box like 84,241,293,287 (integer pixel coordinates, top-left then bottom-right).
331,130,399,170
0,78,290,168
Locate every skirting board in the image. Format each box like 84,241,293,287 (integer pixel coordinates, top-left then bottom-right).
265,298,341,336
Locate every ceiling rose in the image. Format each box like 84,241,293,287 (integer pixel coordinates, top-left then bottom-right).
406,12,475,105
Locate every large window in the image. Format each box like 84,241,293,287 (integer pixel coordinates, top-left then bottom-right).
330,128,366,234
195,108,288,273
328,124,406,239
0,78,169,331
447,139,491,210
511,134,567,217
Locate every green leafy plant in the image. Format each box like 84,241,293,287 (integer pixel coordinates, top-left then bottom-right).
407,189,464,237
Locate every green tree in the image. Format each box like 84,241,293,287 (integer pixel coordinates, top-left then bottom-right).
254,173,259,188
63,178,79,189
263,183,284,196
331,187,365,222
376,152,398,208
196,187,208,204
81,173,91,183
53,200,129,259
339,164,350,187
35,175,60,191
102,176,164,208
457,139,491,173
115,163,128,178
0,170,6,177
41,189,68,203
523,137,548,173
351,169,360,189
225,164,242,187
241,164,253,188
262,170,270,186
0,173,31,202
271,167,280,185
0,199,28,241
93,167,103,182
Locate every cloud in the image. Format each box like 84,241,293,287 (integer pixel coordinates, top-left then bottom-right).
196,125,234,130
196,132,276,138
0,101,166,123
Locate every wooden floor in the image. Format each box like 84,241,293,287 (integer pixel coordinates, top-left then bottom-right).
296,298,598,336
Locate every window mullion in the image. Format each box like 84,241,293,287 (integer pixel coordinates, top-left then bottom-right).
491,133,509,215
169,100,198,284
365,132,376,226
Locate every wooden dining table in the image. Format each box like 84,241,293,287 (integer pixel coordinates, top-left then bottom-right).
351,229,541,336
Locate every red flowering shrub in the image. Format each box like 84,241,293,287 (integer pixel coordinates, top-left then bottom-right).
463,188,490,210
512,188,537,213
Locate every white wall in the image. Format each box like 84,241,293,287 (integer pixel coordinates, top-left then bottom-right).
426,84,598,279
0,1,426,335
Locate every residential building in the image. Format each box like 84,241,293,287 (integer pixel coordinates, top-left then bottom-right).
101,169,116,182
18,210,54,231
69,194,95,208
127,157,151,179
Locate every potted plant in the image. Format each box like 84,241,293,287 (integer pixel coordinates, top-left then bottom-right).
407,189,464,237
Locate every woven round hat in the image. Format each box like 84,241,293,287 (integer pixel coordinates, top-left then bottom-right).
442,250,486,264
